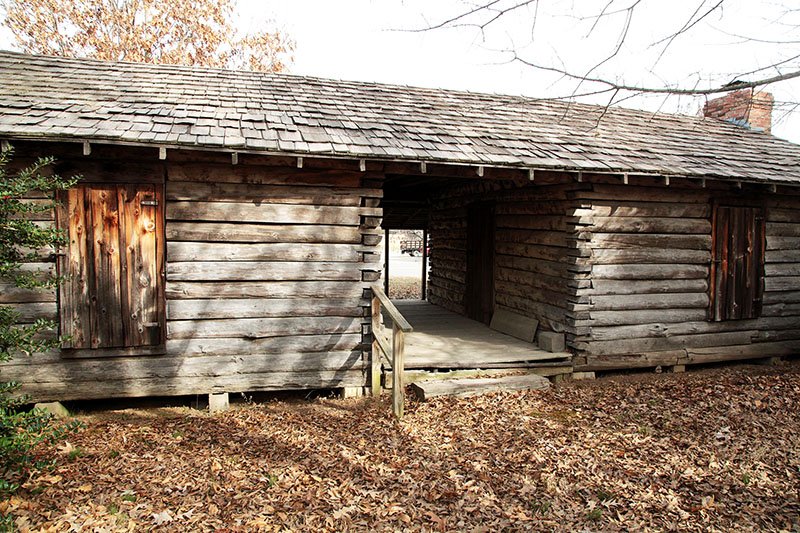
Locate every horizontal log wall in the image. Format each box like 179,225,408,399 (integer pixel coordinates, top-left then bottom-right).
428,180,585,333
1,144,382,401
571,183,800,370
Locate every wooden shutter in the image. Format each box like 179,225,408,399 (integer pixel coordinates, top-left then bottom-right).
709,204,765,321
57,184,164,350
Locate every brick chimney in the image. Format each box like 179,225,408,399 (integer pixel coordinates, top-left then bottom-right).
703,89,774,133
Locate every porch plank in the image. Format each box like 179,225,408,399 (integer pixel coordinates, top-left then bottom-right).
410,374,551,400
384,301,570,369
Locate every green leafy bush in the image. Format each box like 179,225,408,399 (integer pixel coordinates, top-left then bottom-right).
0,148,81,499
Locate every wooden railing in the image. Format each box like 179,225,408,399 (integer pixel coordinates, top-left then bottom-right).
370,283,413,418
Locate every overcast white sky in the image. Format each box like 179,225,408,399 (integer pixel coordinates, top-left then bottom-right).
2,1,799,142
255,0,800,142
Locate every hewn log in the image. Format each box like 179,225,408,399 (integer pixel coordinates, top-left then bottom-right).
166,261,363,281
0,284,56,303
589,293,708,311
579,331,756,356
577,201,710,218
11,369,366,402
167,242,360,262
685,340,800,364
589,248,710,265
765,277,800,291
767,222,800,237
166,201,369,225
592,264,708,280
167,316,363,339
571,184,710,203
166,181,378,206
589,217,710,234
168,163,363,188
165,280,365,300
167,298,365,320
588,316,799,342
586,279,709,295
581,309,708,326
589,233,711,250
166,222,363,244
577,351,684,371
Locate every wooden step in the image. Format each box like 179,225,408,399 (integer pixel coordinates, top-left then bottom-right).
410,373,551,401
385,365,573,386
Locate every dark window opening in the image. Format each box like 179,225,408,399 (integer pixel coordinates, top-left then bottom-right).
709,204,765,321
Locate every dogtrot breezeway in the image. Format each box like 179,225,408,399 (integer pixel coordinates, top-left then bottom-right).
369,287,573,416
390,300,571,371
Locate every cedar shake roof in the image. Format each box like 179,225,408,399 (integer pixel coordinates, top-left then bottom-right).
1,50,799,184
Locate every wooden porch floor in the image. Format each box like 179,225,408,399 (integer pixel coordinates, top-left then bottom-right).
385,301,571,369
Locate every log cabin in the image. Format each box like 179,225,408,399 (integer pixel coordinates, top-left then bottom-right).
1,51,799,403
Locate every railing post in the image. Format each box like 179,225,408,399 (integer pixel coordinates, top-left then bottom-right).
370,292,382,397
392,322,405,418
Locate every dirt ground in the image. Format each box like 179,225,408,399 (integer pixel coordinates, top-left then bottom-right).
3,361,800,531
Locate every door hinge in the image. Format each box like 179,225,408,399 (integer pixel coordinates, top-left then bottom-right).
141,199,159,207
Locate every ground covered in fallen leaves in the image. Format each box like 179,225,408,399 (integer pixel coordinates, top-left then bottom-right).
4,362,800,531
388,276,422,299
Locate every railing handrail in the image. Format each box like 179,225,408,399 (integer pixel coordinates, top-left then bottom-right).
370,283,411,418
370,283,413,332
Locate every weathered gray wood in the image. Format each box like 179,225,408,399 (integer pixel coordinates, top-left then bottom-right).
3,350,365,384
167,298,365,319
765,250,800,263
167,316,363,339
579,331,756,356
685,340,800,364
766,236,800,250
166,222,363,244
166,201,373,225
165,281,365,300
764,277,800,292
589,248,710,264
588,217,710,234
587,279,709,295
389,301,569,368
588,316,800,342
166,181,378,205
490,307,539,342
410,374,550,400
496,255,568,279
572,184,710,204
392,324,405,418
766,264,800,276
167,163,363,188
578,201,710,218
11,302,57,322
592,264,708,280
6,333,364,365
11,369,366,402
167,242,360,262
582,309,709,326
577,351,684,371
589,293,708,311
370,284,413,332
167,261,363,281
588,233,711,250
767,222,800,237
0,284,56,303
767,208,800,223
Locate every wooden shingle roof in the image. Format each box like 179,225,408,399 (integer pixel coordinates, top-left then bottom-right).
1,50,799,184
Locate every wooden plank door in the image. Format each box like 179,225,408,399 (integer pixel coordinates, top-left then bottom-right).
58,183,164,350
465,202,495,324
710,204,765,321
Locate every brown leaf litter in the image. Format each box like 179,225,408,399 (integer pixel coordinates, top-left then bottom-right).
3,362,800,531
